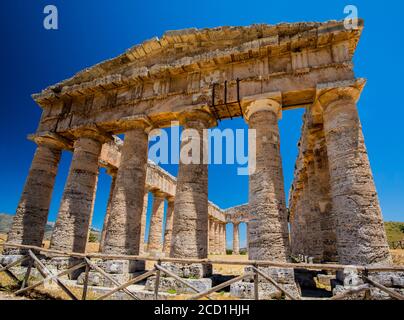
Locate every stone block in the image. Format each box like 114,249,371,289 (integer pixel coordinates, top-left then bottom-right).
332,284,367,300
0,254,26,266
230,281,296,300
367,272,404,288
160,262,212,279
77,271,133,287
316,274,336,288
336,266,363,286
145,276,212,294
244,266,296,284
99,259,145,274
47,257,85,279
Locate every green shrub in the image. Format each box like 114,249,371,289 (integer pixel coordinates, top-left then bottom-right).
88,232,98,243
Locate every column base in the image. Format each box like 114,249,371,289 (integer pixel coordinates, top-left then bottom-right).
76,270,146,287
230,267,301,300
333,268,404,300
100,259,145,274
75,259,146,287
160,262,212,279
48,257,86,280
145,276,212,294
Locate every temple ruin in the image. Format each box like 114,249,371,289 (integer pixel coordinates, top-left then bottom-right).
1,19,397,299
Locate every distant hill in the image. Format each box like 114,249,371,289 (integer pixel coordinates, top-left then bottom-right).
0,213,101,242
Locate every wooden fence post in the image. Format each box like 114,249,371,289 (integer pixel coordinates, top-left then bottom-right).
154,260,162,300
81,259,90,300
253,264,259,300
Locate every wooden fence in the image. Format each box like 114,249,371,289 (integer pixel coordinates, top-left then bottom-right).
391,240,404,250
1,243,403,301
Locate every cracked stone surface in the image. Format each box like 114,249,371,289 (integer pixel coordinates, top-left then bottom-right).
246,99,291,262
6,140,62,252
147,192,165,254
320,90,392,265
102,128,149,256
50,136,103,253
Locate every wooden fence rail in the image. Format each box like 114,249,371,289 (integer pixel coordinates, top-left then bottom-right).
391,240,404,250
1,243,404,301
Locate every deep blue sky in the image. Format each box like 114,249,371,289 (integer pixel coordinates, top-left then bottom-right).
0,0,403,249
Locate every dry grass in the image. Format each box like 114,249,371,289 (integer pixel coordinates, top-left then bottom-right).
391,249,404,265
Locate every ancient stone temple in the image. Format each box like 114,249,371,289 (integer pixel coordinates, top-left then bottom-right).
3,19,393,298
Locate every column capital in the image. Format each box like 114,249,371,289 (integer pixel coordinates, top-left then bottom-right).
151,189,167,199
71,125,114,144
314,78,366,113
166,196,175,204
106,167,118,177
242,92,282,121
115,114,154,134
178,109,217,128
28,131,72,150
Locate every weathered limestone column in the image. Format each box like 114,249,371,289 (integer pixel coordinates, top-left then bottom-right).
103,123,150,261
99,168,118,252
244,95,291,262
312,128,338,262
303,155,325,262
208,219,215,255
139,191,150,255
50,128,110,253
6,133,68,252
169,110,216,278
214,221,220,255
147,191,165,254
163,199,175,255
246,222,249,253
221,223,226,254
233,223,240,255
317,81,392,265
231,95,300,299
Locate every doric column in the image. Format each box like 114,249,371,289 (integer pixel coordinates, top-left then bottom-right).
168,110,216,277
244,94,291,262
214,221,220,254
103,124,150,258
208,219,215,255
306,157,324,262
163,198,175,255
99,168,118,252
246,222,249,253
317,81,391,265
147,191,165,254
221,223,226,254
50,128,110,253
170,111,216,260
6,133,68,252
312,128,337,262
139,190,150,255
233,223,240,255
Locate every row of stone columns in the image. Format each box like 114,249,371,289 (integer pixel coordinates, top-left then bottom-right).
289,83,391,265
6,81,391,270
244,83,391,266
208,219,226,255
